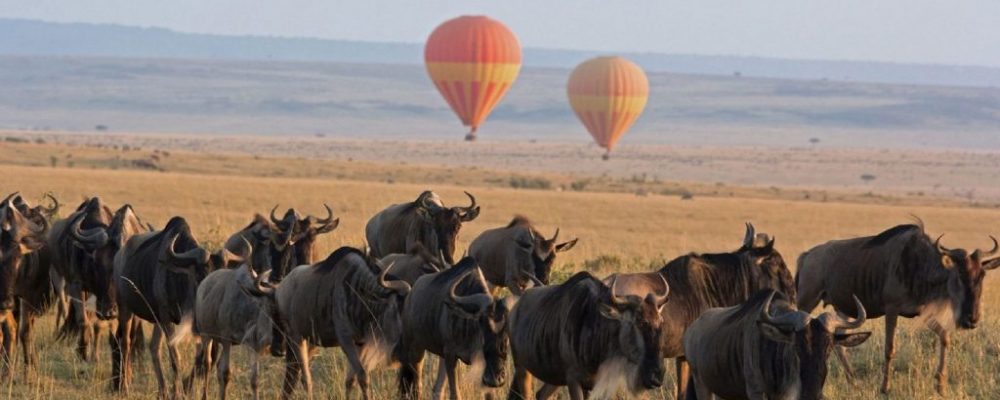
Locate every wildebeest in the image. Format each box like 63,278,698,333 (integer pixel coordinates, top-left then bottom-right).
470,216,577,295
0,196,49,374
47,197,117,360
608,223,796,398
189,246,277,400
683,289,870,400
272,247,411,400
398,258,512,400
507,272,669,400
111,216,246,397
377,242,447,286
366,191,479,265
225,205,339,283
796,221,1000,394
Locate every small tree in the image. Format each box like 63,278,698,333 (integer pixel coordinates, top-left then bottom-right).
860,174,876,183
809,137,820,145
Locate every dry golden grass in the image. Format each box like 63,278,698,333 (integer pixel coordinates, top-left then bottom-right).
1,150,999,399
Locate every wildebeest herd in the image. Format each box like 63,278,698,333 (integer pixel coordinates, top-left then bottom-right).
0,190,997,399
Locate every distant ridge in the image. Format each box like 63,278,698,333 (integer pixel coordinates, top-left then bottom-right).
3,18,999,88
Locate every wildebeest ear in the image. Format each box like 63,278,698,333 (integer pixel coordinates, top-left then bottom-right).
315,218,340,234
757,321,794,343
940,255,955,269
415,207,432,221
556,238,579,253
983,258,1000,270
599,303,626,321
834,331,871,348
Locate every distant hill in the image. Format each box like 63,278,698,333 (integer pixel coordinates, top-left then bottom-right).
3,18,1000,88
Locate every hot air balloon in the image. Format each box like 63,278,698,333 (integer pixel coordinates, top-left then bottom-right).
425,16,522,141
567,56,649,160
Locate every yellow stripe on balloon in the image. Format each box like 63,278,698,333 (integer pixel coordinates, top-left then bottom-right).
567,95,648,114
425,62,521,83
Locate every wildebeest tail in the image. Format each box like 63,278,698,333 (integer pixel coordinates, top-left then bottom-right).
55,301,86,341
685,375,699,400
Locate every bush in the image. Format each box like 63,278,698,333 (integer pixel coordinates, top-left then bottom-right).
509,176,552,190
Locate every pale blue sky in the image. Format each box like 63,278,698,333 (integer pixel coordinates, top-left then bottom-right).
2,0,998,67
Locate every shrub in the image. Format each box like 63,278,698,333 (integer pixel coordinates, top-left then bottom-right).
509,176,551,190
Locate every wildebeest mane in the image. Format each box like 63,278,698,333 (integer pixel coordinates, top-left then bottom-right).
863,224,922,249
313,246,367,275
136,216,196,255
428,256,478,286
506,215,532,228
723,289,788,325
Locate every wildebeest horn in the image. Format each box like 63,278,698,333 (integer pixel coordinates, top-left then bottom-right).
652,273,670,307
607,275,639,308
1,192,20,206
828,295,867,330
448,270,492,317
418,191,442,211
312,204,334,224
70,213,109,249
934,234,950,253
378,261,411,295
167,235,209,265
743,222,756,248
758,291,807,331
4,199,49,241
549,228,560,244
269,205,282,225
241,265,275,297
974,236,999,259
41,192,60,217
455,191,479,221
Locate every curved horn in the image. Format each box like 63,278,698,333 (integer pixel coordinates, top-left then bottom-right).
456,191,479,221
830,295,867,330
269,205,282,225
70,213,109,248
975,236,999,259
167,235,209,265
1,192,20,206
758,291,780,325
652,273,670,307
743,222,756,248
313,204,334,224
378,261,411,296
549,228,560,244
935,234,950,253
448,270,492,316
241,265,275,297
42,192,59,217
607,275,636,307
758,291,809,330
419,191,442,211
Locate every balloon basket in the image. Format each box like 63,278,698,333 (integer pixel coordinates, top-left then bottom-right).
602,152,610,161
464,133,477,142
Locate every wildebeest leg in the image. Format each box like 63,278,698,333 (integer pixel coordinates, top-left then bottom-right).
163,326,183,400
398,348,424,400
930,322,949,395
149,325,169,399
833,336,855,382
17,302,36,377
432,357,447,400
299,341,314,399
675,357,690,399
249,348,261,400
281,337,304,400
111,312,134,393
50,270,67,334
217,342,232,400
535,383,558,400
340,340,368,399
880,312,898,394
443,355,462,400
0,313,14,377
566,382,585,400
187,338,213,400
507,365,530,400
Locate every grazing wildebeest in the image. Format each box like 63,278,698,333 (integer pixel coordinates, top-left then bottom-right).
111,216,246,398
0,197,48,374
273,247,411,400
470,216,578,295
609,223,796,398
507,272,669,400
366,191,479,264
796,221,1000,394
225,205,339,283
684,289,870,400
378,242,447,286
47,196,116,360
398,258,512,400
189,244,278,400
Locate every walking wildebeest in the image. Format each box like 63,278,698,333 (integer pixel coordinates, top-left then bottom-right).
189,245,277,400
225,205,339,283
366,191,479,264
0,196,48,374
683,289,870,400
470,216,577,295
272,247,410,400
111,216,246,398
378,242,447,286
796,221,1000,394
507,272,669,400
398,258,513,400
608,223,796,398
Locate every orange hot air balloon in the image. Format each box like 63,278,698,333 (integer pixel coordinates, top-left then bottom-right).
425,16,522,141
567,56,649,160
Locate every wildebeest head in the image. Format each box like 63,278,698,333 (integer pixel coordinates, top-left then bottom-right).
445,261,511,388
71,203,150,319
0,198,48,312
291,204,340,266
414,191,480,265
739,222,796,298
9,192,59,224
934,235,999,329
160,217,249,314
602,274,670,389
757,291,871,400
516,224,578,285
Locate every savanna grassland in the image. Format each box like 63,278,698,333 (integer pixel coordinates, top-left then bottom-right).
1,139,999,399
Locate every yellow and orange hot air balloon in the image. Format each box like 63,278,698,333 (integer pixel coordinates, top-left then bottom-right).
567,56,649,159
425,16,522,141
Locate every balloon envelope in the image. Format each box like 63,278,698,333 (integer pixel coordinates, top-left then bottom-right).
425,16,522,140
567,56,649,156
